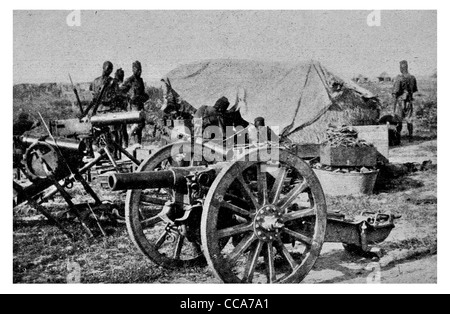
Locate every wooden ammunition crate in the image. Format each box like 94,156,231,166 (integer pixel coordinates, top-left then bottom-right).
320,144,377,167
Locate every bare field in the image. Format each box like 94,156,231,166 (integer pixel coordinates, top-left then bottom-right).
13,140,437,284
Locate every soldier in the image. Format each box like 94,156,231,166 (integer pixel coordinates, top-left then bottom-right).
392,60,418,142
193,96,230,142
89,61,116,116
112,68,129,148
248,117,278,146
121,61,149,145
113,68,126,110
13,110,40,136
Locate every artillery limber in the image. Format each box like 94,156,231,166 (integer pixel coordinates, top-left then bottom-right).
107,140,399,283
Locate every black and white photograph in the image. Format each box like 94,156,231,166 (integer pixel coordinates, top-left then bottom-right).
6,4,445,293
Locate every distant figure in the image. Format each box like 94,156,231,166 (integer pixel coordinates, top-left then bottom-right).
121,61,149,145
392,60,418,142
89,61,116,115
248,117,278,146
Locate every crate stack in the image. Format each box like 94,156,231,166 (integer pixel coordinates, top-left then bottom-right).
312,126,379,196
315,126,377,172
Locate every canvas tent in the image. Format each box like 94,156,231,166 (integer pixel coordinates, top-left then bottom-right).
165,59,380,144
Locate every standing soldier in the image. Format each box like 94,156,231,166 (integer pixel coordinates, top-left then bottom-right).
88,61,116,116
392,60,418,142
112,68,129,148
121,61,149,145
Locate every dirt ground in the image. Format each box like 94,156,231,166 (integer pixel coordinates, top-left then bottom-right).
13,139,437,284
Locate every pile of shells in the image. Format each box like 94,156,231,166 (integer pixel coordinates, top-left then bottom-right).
326,126,373,148
312,162,377,174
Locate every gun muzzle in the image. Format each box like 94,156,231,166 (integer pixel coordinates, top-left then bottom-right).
108,170,186,191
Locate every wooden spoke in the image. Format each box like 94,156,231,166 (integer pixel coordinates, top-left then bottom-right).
217,223,253,239
140,195,168,206
192,242,202,256
155,230,169,250
283,228,312,246
237,172,259,209
257,163,268,205
225,193,248,205
227,233,257,265
220,201,252,218
141,215,162,229
278,180,309,211
283,208,315,222
275,240,298,270
242,240,263,283
173,235,185,260
269,167,287,204
265,242,276,283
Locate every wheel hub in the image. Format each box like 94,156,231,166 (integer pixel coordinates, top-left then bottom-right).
253,205,284,242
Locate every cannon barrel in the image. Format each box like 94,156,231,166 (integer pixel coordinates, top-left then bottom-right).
91,111,145,126
109,163,227,191
21,135,87,154
108,170,186,191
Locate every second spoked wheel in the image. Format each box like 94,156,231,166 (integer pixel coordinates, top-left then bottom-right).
125,142,207,268
201,148,327,283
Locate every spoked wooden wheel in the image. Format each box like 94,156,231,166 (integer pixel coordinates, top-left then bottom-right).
24,142,64,181
125,142,208,268
201,148,327,283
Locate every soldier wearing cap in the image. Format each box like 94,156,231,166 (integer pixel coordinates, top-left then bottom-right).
392,60,418,142
248,116,278,146
121,61,149,145
89,61,116,115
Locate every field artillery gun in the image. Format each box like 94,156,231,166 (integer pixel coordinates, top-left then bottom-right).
13,111,145,238
107,141,400,283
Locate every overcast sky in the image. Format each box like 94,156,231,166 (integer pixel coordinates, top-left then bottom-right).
13,10,437,85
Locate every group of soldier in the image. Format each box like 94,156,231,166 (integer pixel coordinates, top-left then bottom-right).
87,60,275,150
87,60,149,147
192,96,277,147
